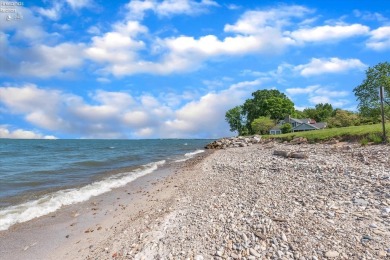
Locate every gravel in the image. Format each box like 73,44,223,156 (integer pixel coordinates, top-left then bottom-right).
88,141,390,259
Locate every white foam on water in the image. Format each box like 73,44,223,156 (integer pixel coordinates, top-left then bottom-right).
0,160,166,231
174,149,205,162
184,149,204,157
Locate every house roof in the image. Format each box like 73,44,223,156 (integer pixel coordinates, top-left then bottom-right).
269,120,327,132
312,122,327,129
293,122,319,131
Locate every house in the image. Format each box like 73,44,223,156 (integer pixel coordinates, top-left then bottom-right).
269,115,327,135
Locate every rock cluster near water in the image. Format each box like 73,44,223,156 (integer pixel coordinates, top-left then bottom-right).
205,135,262,149
88,142,390,259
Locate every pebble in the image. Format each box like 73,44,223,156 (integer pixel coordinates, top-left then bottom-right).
249,248,260,257
87,142,390,260
325,251,339,258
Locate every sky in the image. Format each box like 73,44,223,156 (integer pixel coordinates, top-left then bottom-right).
0,0,389,139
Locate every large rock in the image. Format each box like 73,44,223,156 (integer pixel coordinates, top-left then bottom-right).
205,135,262,149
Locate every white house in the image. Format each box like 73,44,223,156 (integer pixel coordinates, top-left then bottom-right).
269,116,327,135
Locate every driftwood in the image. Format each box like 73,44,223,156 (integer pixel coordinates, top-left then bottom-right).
273,150,308,159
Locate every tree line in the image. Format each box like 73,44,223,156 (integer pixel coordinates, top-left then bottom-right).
225,62,390,135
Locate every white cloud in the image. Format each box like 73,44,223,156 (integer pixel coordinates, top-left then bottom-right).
294,57,367,76
0,80,260,138
0,125,57,139
35,0,93,21
161,79,261,137
287,83,351,109
286,85,320,95
0,6,48,42
126,0,219,20
226,4,241,10
353,10,388,22
85,21,148,74
87,26,101,35
66,0,93,9
81,5,377,77
1,41,85,78
289,24,369,43
366,26,390,51
20,43,85,78
224,6,311,35
35,2,63,21
308,96,350,107
90,6,312,76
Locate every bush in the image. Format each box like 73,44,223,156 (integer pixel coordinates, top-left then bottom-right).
280,123,293,134
251,116,275,135
368,133,383,144
360,138,369,146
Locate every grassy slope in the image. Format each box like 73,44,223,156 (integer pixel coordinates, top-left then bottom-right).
265,123,390,143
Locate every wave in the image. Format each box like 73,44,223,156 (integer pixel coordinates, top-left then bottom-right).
184,149,204,157
174,149,205,162
0,160,165,231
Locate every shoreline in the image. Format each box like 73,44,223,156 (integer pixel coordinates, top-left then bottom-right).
0,153,211,260
1,141,390,259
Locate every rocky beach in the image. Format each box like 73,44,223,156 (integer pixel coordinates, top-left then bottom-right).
1,140,390,259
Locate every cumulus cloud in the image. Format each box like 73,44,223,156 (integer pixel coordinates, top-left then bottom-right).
1,42,85,78
286,85,320,95
88,5,314,76
126,0,219,20
0,6,47,42
0,125,57,139
66,0,93,10
0,81,261,138
162,79,261,137
286,84,350,109
35,2,63,21
294,57,367,76
35,0,93,20
289,24,369,43
353,10,388,22
366,26,390,51
224,5,311,35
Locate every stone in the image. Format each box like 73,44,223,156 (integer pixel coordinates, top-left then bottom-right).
325,251,339,258
369,223,377,228
281,232,287,242
249,248,261,257
194,255,204,260
353,198,368,206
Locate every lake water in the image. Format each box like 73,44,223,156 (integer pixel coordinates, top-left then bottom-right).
0,139,210,230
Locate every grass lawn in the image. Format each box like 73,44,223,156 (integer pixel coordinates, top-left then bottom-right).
265,123,390,144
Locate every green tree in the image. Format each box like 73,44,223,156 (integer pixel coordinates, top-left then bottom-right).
242,89,295,133
280,123,293,134
293,109,306,118
302,103,334,122
314,103,334,122
225,106,248,135
302,107,317,120
353,62,390,120
327,110,361,128
251,116,275,135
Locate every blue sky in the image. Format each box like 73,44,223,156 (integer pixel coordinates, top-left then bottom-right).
0,0,389,139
